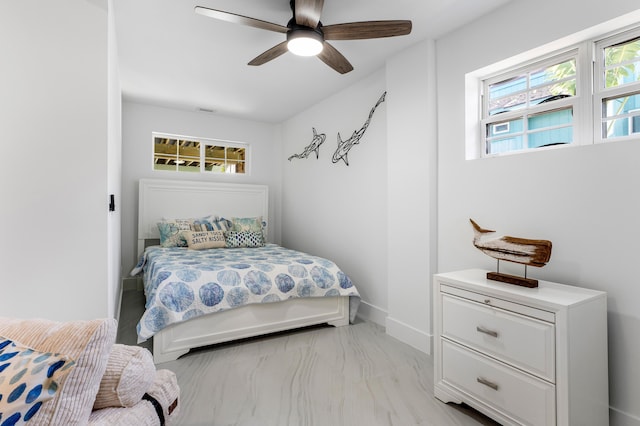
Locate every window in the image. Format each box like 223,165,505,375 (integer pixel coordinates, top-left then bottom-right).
492,122,510,134
203,144,246,174
153,133,248,174
153,136,201,172
482,53,578,155
474,23,640,158
594,31,640,141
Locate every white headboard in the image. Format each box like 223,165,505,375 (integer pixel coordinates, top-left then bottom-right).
137,179,269,255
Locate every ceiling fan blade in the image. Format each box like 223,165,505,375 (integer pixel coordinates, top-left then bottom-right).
294,0,324,28
323,20,412,40
248,41,289,66
317,42,353,74
195,6,288,34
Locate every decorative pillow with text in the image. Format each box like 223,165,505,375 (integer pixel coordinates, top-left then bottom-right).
183,230,226,250
158,215,227,247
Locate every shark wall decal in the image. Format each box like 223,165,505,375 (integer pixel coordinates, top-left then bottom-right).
332,91,386,166
288,128,326,161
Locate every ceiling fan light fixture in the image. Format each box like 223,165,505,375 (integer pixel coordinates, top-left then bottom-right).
195,3,412,74
287,29,323,56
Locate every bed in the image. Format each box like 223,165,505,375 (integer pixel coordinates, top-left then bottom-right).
133,178,360,363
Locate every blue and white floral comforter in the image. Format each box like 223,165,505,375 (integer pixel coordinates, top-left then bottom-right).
131,244,360,342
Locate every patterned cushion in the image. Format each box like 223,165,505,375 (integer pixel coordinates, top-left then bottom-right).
93,344,155,409
158,215,227,248
183,230,226,250
0,318,116,425
230,217,263,233
0,337,76,425
157,222,188,248
190,216,228,232
224,231,264,248
227,216,268,242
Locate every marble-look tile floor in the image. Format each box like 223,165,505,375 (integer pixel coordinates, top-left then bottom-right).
118,290,500,426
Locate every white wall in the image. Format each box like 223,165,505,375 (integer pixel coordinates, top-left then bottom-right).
281,70,390,325
386,39,437,353
280,52,438,354
436,1,640,424
0,0,114,320
108,0,123,319
120,102,282,275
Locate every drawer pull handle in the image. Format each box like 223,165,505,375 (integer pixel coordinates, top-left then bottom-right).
477,377,499,391
476,326,498,338
476,326,499,338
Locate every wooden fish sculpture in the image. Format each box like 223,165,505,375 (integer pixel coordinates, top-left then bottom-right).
470,219,552,267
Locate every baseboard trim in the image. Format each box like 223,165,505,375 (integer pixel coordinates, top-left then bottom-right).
386,316,432,355
610,406,640,426
355,300,387,327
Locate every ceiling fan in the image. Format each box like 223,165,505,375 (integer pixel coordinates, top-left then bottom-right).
195,0,412,74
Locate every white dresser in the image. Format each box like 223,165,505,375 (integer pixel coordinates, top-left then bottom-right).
433,269,609,426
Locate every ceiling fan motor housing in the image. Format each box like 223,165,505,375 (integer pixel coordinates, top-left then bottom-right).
287,23,324,56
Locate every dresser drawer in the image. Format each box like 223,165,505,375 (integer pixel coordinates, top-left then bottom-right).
441,284,555,322
442,340,556,426
442,294,555,381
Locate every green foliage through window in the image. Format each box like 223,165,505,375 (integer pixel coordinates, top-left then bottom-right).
479,26,640,157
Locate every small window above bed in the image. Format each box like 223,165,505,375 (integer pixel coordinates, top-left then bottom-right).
153,133,249,175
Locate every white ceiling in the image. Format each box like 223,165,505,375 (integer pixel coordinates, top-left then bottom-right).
113,0,511,123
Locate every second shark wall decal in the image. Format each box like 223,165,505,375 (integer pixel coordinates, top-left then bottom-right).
286,91,387,166
332,91,386,166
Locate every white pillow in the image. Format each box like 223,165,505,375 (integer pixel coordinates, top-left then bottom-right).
93,344,155,409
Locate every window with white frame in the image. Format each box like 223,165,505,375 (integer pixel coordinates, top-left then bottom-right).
481,53,578,155
594,31,640,141
475,23,640,157
153,133,248,174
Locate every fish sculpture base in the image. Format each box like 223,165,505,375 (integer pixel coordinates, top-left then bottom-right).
487,271,538,288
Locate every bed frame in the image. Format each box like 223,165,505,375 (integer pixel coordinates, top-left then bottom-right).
137,178,349,364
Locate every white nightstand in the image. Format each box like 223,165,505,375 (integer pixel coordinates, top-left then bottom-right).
433,269,609,426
